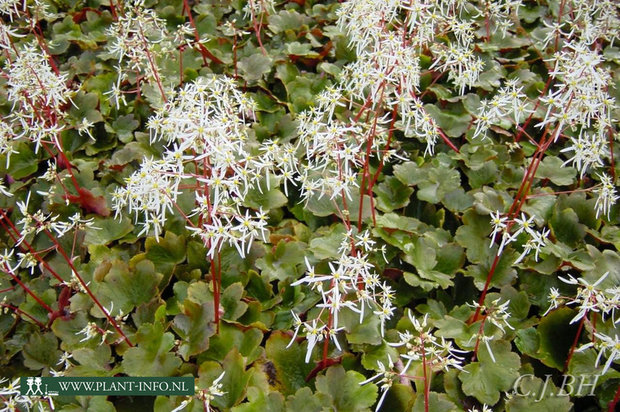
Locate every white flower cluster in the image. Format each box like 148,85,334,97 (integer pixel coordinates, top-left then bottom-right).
546,272,618,324
242,0,275,19
473,79,531,140
105,0,194,96
295,100,375,203
289,230,395,363
361,313,467,411
0,0,21,21
576,332,619,375
489,211,550,264
113,76,269,257
594,173,619,219
14,194,94,246
172,371,226,412
333,0,524,155
545,272,619,374
467,298,514,362
540,43,615,140
2,41,73,154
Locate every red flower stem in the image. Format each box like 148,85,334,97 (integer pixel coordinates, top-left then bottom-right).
514,75,553,142
608,127,616,182
421,337,430,412
0,211,65,283
2,263,54,314
470,253,501,323
137,25,167,103
609,386,620,412
357,85,386,231
436,127,460,154
471,316,488,361
563,313,586,372
0,303,47,328
42,229,134,346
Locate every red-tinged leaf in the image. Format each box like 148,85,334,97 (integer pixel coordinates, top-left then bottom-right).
64,187,110,216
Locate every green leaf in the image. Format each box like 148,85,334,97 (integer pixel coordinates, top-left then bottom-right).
233,386,285,412
5,143,38,179
425,104,472,138
23,332,62,371
394,158,461,203
211,349,252,408
71,346,117,377
342,306,382,345
256,240,307,282
535,156,576,186
221,282,249,321
243,183,288,210
60,396,116,412
68,91,104,124
412,391,458,412
286,387,328,412
83,216,134,246
264,331,315,395
506,375,573,411
203,323,263,364
374,176,413,212
309,224,347,260
51,312,89,350
315,365,378,412
110,114,140,143
145,231,187,275
466,248,518,290
402,238,455,290
172,301,215,360
123,322,182,376
459,340,521,405
536,307,580,370
239,54,273,82
550,207,585,247
96,259,163,315
286,42,318,57
268,10,312,33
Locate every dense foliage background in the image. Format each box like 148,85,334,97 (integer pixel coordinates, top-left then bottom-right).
0,0,619,411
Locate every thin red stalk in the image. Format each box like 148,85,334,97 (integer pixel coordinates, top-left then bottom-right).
470,253,501,323
357,87,386,230
471,130,551,324
210,249,221,334
563,314,586,372
2,263,54,314
43,229,133,346
0,303,46,328
421,339,430,412
471,316,488,362
608,127,616,182
323,280,335,363
609,386,620,412
436,127,460,154
514,76,553,142
137,25,167,103
0,211,65,283
249,0,267,56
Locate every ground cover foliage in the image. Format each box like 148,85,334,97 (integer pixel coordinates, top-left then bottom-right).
0,0,619,411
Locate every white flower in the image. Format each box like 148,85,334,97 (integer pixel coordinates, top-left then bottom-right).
594,173,618,219
304,320,325,363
